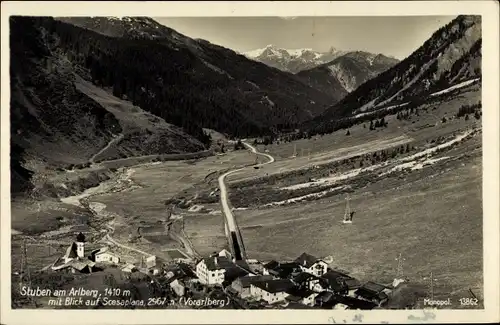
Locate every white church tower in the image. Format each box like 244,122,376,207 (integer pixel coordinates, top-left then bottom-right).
76,232,86,258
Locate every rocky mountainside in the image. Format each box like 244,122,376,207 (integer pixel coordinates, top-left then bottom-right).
244,44,347,73
296,51,399,98
55,17,335,128
308,15,482,133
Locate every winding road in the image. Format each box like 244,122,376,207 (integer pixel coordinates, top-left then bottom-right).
218,141,275,260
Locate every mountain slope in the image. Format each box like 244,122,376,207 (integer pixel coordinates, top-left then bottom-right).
296,51,399,97
309,15,481,130
9,16,205,195
55,17,335,129
244,44,346,73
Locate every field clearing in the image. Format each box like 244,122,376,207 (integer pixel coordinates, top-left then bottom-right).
236,152,482,306
231,135,414,182
182,213,228,257
88,150,255,252
11,200,93,236
244,85,481,172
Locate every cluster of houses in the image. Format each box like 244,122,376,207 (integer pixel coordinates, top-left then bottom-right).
194,249,394,309
46,233,161,276
46,233,395,309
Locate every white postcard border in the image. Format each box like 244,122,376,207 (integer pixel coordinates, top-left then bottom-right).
1,1,499,324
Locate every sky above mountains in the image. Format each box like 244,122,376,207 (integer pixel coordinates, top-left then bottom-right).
154,16,456,60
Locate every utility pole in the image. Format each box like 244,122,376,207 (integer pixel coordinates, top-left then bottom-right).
395,253,405,278
23,239,31,287
343,194,351,222
19,241,24,292
430,271,434,300
20,239,35,306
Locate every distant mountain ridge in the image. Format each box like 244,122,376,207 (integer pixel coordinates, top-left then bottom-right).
296,51,399,98
244,44,347,73
308,15,481,133
56,17,336,128
244,45,399,100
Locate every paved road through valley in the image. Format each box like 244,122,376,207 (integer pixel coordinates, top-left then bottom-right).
218,141,274,260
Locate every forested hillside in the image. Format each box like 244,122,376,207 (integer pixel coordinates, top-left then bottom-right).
308,15,481,133
55,16,335,131
10,16,205,195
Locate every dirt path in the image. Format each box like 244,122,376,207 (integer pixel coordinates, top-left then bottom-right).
170,230,200,259
90,133,124,163
104,233,152,257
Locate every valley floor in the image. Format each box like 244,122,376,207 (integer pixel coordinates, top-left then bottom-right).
11,85,483,309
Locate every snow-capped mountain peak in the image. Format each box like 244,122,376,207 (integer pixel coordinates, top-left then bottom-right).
243,45,344,73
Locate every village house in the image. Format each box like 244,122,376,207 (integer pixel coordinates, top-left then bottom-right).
263,260,301,279
315,291,336,308
262,260,279,275
177,262,198,279
285,287,318,306
320,270,351,295
245,259,266,275
121,263,137,273
135,255,163,275
354,281,391,306
333,295,378,310
291,272,323,292
195,254,248,286
249,279,295,304
283,302,316,309
218,249,233,260
91,247,120,264
231,275,274,298
345,277,362,297
145,255,157,268
314,291,377,310
169,278,186,297
295,253,328,276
